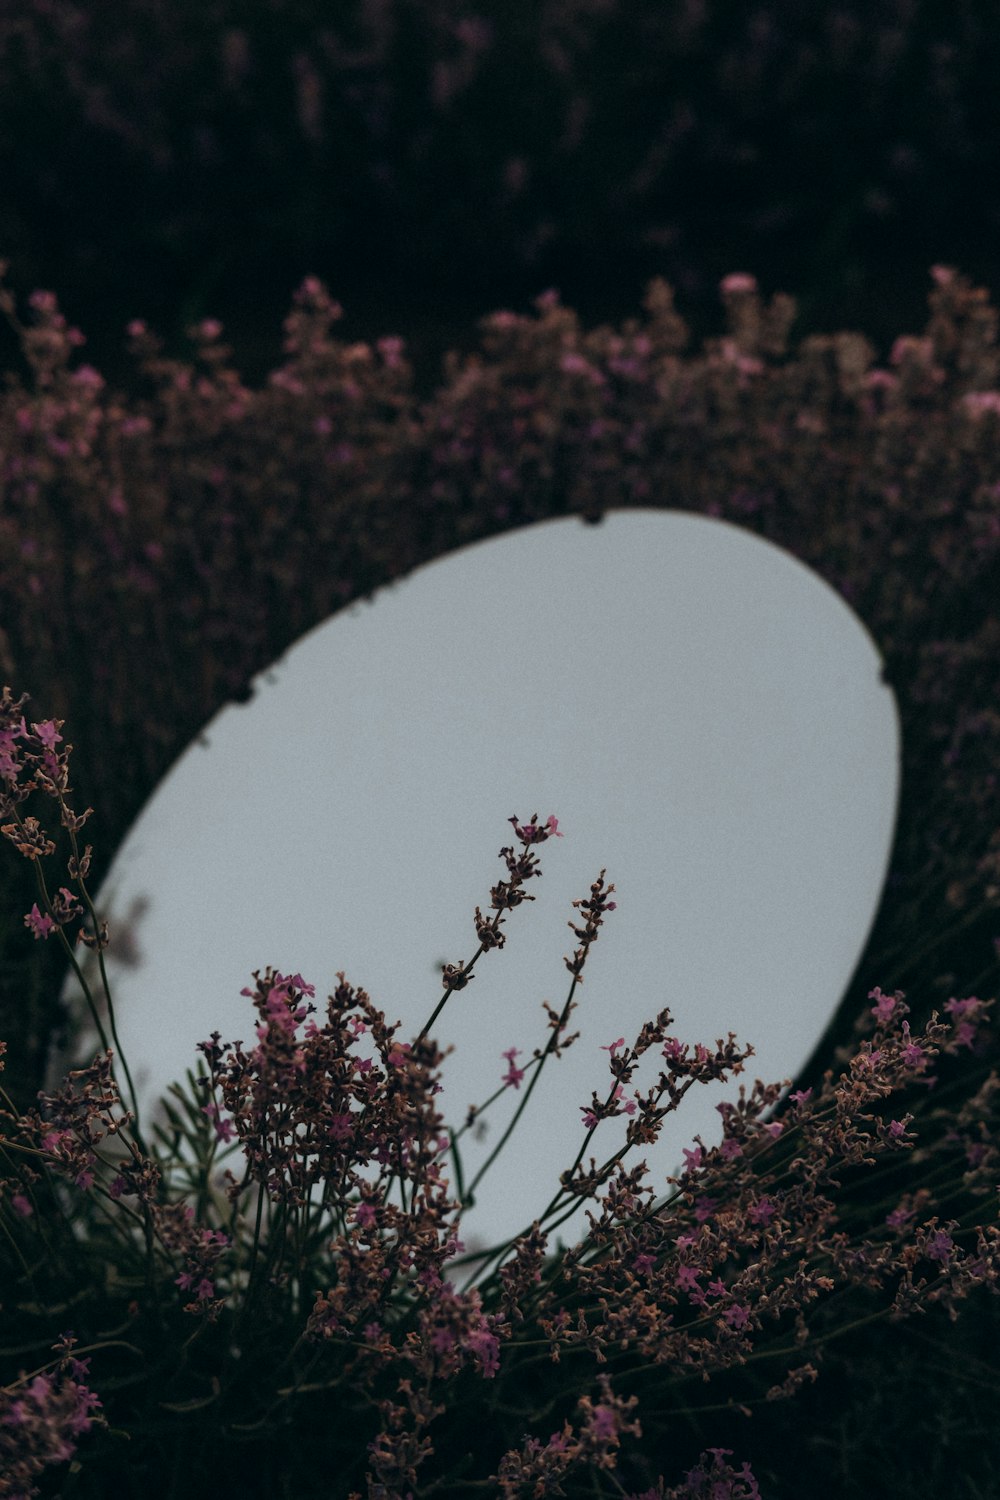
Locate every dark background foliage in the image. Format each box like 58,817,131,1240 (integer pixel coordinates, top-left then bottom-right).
1,0,999,384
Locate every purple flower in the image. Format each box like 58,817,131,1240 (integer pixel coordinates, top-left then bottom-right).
869,986,898,1022
464,1328,500,1378
32,719,63,751
202,1101,235,1143
354,1201,378,1230
328,1111,353,1142
721,272,758,295
24,903,56,940
587,1404,618,1443
501,1047,525,1088
925,1229,955,1264
748,1197,776,1225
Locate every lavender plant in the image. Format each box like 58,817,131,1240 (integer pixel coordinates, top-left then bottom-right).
1,688,997,1498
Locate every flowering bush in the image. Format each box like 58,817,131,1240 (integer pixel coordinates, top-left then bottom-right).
1,261,998,1127
1,694,998,1496
0,255,998,1491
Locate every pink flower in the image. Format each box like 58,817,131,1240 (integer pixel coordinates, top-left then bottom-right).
354,1201,377,1229
925,1229,954,1264
962,391,1000,418
328,1112,353,1142
721,272,758,295
24,904,56,940
201,1102,235,1143
464,1327,500,1378
42,1129,73,1154
722,1303,751,1330
945,996,985,1049
32,719,63,750
510,813,564,844
869,986,898,1023
501,1047,525,1088
377,335,405,369
11,1193,32,1218
430,1325,456,1354
601,1037,625,1055
748,1197,776,1225
897,1021,928,1070
587,1404,618,1443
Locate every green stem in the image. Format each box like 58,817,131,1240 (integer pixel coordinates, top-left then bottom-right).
462,975,580,1207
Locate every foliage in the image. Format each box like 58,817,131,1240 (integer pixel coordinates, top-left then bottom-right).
2,1,999,338
1,705,999,1496
1,265,999,1117
0,256,999,1493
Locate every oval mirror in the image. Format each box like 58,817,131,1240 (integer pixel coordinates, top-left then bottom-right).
64,509,899,1253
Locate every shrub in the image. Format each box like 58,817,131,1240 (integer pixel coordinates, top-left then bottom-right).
1,710,998,1495
1,264,998,1111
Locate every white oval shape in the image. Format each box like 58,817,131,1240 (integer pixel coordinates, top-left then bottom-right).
67,510,899,1255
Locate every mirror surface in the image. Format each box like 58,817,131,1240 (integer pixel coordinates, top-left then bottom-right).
68,510,900,1252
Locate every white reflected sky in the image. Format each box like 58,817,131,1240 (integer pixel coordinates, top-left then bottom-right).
72,510,899,1253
